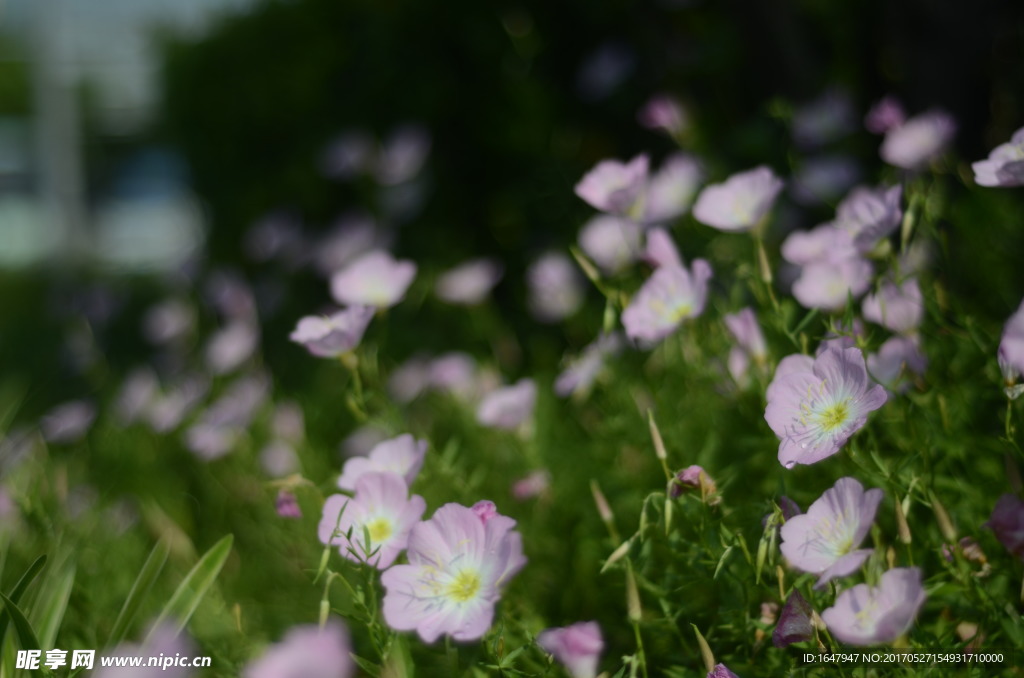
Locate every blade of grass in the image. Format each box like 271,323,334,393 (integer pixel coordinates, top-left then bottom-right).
0,555,46,649
31,562,75,649
0,591,40,652
147,534,233,640
108,540,170,646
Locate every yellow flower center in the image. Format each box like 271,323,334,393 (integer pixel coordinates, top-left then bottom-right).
818,401,849,431
366,518,393,544
446,570,482,603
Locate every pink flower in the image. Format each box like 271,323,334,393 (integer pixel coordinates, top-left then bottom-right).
780,477,882,588
835,184,903,253
204,321,259,375
578,215,643,274
429,352,481,399
638,94,688,136
537,622,604,678
435,258,504,305
275,490,302,519
337,434,427,491
880,110,956,170
574,154,649,215
621,259,713,346
387,355,433,403
40,400,96,444
998,299,1024,384
708,664,740,678
554,333,623,397
477,379,537,430
642,227,683,269
669,465,718,503
512,470,551,500
791,258,873,311
985,494,1024,560
527,252,585,323
692,166,783,232
373,124,431,185
381,501,526,643
330,250,416,308
764,346,887,468
861,278,924,333
973,126,1024,187
781,223,857,266
289,306,374,357
821,567,926,645
867,336,927,394
639,153,703,224
724,307,768,362
319,472,426,569
865,97,906,135
244,621,353,678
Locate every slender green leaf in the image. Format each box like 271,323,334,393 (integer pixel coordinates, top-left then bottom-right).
31,562,75,649
108,540,169,647
0,591,40,652
148,534,233,640
350,653,381,675
0,554,46,649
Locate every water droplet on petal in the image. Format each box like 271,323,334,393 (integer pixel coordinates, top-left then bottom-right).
784,460,796,469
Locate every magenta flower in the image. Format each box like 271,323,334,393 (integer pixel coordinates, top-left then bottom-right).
708,665,740,678
985,494,1024,560
435,258,504,305
337,434,427,491
554,333,624,397
643,227,683,269
865,96,906,135
780,477,883,587
380,501,526,643
973,126,1024,187
578,215,643,275
998,299,1024,384
574,154,649,215
862,278,924,334
692,166,783,232
243,621,353,678
275,490,302,519
637,94,688,136
835,184,903,252
477,379,537,430
537,622,604,678
527,252,585,323
821,567,926,646
880,110,956,170
290,306,374,358
319,472,426,569
669,465,718,503
330,250,416,308
867,336,927,394
621,259,713,346
765,346,887,467
791,258,873,311
639,152,703,224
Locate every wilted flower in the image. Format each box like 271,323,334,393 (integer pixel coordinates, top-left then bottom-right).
791,258,873,311
578,215,643,274
972,126,1024,187
537,622,604,678
692,166,783,232
512,469,551,500
205,321,259,375
764,346,887,467
574,155,649,215
998,299,1024,385
320,472,426,569
337,434,427,491
243,621,353,678
862,278,924,333
821,567,926,645
835,184,903,253
638,94,688,136
708,665,740,678
40,400,96,444
290,306,373,358
330,250,417,308
643,227,683,269
477,379,537,430
780,477,883,587
435,258,504,305
639,152,703,224
985,493,1024,560
880,110,956,170
275,490,302,519
621,259,713,346
381,501,526,642
772,590,814,648
554,333,624,397
867,336,927,394
865,96,906,135
527,252,585,322
669,465,719,504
